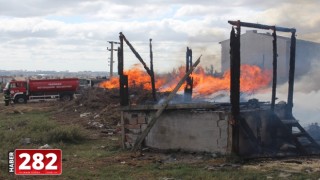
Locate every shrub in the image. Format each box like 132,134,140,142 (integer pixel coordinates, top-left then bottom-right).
47,125,87,143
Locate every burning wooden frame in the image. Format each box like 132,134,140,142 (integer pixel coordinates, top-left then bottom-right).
228,20,319,155
118,32,157,106
118,21,319,157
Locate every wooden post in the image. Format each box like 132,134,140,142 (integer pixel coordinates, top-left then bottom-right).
184,47,193,102
230,23,241,155
149,39,157,101
118,33,124,76
271,28,278,112
286,31,296,118
131,56,201,151
119,32,129,106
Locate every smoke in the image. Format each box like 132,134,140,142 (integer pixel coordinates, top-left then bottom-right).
251,59,320,126
281,59,320,126
291,60,320,93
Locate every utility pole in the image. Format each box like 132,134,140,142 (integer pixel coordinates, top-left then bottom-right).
107,41,120,77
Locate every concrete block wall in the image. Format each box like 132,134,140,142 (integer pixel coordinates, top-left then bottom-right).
123,112,147,148
122,109,232,154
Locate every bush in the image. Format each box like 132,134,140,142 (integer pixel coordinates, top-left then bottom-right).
47,125,87,143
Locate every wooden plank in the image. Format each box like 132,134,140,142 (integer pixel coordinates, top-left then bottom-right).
149,38,157,101
121,33,152,76
131,55,201,151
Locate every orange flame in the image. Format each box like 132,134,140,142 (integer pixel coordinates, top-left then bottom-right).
99,64,272,96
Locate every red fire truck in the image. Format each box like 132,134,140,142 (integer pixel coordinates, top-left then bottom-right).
3,78,80,106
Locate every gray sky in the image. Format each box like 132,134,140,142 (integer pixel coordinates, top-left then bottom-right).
0,0,319,125
1,0,320,72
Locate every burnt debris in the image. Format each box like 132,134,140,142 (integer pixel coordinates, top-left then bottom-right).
184,47,193,102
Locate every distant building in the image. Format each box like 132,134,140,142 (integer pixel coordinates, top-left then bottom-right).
0,76,13,84
220,30,320,82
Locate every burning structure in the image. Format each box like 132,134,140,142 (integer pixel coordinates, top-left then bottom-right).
101,21,320,157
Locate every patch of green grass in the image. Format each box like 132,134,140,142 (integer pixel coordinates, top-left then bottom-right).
0,110,89,173
1,108,319,180
95,163,319,180
47,125,87,144
0,111,87,150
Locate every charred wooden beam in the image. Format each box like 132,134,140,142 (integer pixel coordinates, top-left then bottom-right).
228,20,296,33
149,39,157,101
230,24,241,154
184,47,193,102
271,29,278,112
132,56,201,151
120,75,129,106
117,47,123,76
230,26,241,119
118,32,128,106
286,32,296,118
118,33,124,76
185,47,192,72
120,33,157,102
121,33,152,76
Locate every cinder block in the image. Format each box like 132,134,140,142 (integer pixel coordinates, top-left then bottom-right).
127,118,138,125
125,124,141,129
131,113,138,118
123,112,131,120
128,128,141,134
138,115,146,124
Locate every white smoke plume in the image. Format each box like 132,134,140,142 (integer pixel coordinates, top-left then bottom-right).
251,59,320,126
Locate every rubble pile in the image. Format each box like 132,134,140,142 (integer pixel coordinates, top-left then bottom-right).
57,88,121,129
57,87,163,130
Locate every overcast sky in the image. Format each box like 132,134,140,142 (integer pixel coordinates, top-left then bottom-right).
1,1,319,125
0,0,320,72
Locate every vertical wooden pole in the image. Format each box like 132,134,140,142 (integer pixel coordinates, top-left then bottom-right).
286,31,296,118
149,39,157,101
119,32,129,106
118,33,124,76
230,22,241,154
184,47,193,102
271,28,278,112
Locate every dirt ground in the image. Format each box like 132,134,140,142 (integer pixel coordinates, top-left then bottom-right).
1,90,320,179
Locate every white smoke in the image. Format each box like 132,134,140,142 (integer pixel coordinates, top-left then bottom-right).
289,59,320,126
251,59,320,126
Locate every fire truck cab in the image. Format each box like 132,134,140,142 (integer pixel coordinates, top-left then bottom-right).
3,80,27,105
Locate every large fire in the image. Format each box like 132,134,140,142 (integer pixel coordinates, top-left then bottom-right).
99,64,272,96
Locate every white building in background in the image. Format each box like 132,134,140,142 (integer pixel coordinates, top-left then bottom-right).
220,30,320,83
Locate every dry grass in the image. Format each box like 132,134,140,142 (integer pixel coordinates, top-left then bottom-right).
0,101,320,179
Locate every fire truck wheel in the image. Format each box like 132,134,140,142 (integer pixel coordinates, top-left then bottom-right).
60,94,72,101
15,95,27,104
